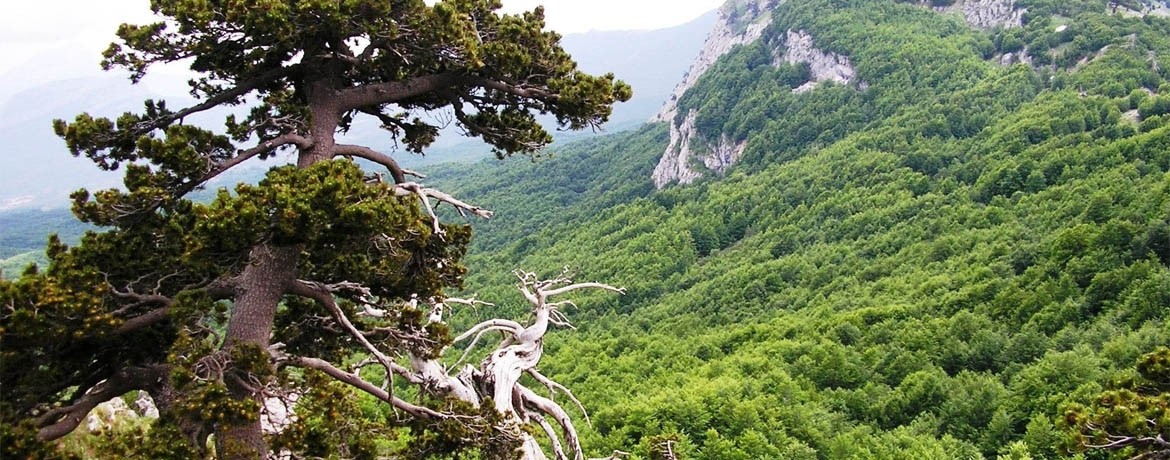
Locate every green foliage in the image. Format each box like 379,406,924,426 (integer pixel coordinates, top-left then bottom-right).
2,0,630,458
1138,94,1170,119
0,420,79,460
422,1,1170,458
7,0,1170,457
1061,347,1170,459
0,251,48,280
270,371,389,460
0,210,91,259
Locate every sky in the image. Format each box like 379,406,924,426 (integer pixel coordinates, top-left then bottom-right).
0,0,723,98
497,0,724,33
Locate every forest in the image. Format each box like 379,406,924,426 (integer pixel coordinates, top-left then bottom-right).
2,0,1169,459
426,0,1170,458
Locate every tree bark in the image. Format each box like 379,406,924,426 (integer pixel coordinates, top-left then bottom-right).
216,244,298,460
216,60,339,459
35,365,170,442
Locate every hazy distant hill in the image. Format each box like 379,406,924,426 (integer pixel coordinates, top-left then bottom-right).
562,10,718,125
0,77,154,210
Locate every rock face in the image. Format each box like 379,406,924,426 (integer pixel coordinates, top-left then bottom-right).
957,0,1024,29
999,50,1033,66
778,30,859,93
920,0,1024,29
652,0,779,123
262,393,299,434
651,4,862,188
651,0,779,188
1113,0,1170,18
134,391,159,418
651,111,751,188
703,133,749,173
653,111,707,187
85,398,138,433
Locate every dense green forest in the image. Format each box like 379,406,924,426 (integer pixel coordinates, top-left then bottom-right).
0,210,90,277
3,0,1169,458
422,0,1170,458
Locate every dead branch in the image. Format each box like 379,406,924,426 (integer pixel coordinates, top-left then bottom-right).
452,323,521,369
282,270,622,460
454,319,525,343
287,357,442,420
391,182,494,235
527,369,591,427
532,413,570,460
288,280,420,384
518,385,584,460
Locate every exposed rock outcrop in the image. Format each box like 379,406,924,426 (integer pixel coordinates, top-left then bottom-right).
650,0,779,188
652,111,707,187
651,22,861,188
955,0,1024,29
651,110,750,188
703,134,749,173
998,49,1033,66
1113,0,1170,18
262,393,299,434
85,398,138,433
652,0,779,123
915,0,1024,30
134,391,159,418
778,30,859,93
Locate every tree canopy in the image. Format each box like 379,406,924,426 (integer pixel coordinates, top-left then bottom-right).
0,0,629,459
422,0,1170,458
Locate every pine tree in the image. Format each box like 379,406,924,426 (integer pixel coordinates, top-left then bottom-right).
0,1,630,458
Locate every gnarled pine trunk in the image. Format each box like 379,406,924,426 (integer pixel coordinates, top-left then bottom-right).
215,66,341,460
216,244,298,459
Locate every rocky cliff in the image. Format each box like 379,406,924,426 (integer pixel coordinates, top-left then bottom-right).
651,1,862,188
778,30,860,93
940,0,1024,30
647,0,1056,188
905,0,1025,29
650,0,779,188
652,0,779,124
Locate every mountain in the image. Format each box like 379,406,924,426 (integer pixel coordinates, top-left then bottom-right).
4,0,1170,456
0,12,716,210
423,0,1170,458
378,11,719,169
562,10,718,127
0,76,153,210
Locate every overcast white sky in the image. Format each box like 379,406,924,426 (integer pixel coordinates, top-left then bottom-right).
0,0,722,97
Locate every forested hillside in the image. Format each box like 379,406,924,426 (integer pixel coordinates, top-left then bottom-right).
0,210,91,277
4,0,1169,458
427,0,1170,458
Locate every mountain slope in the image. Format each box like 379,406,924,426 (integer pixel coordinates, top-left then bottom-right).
3,0,1168,456
429,0,1170,458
